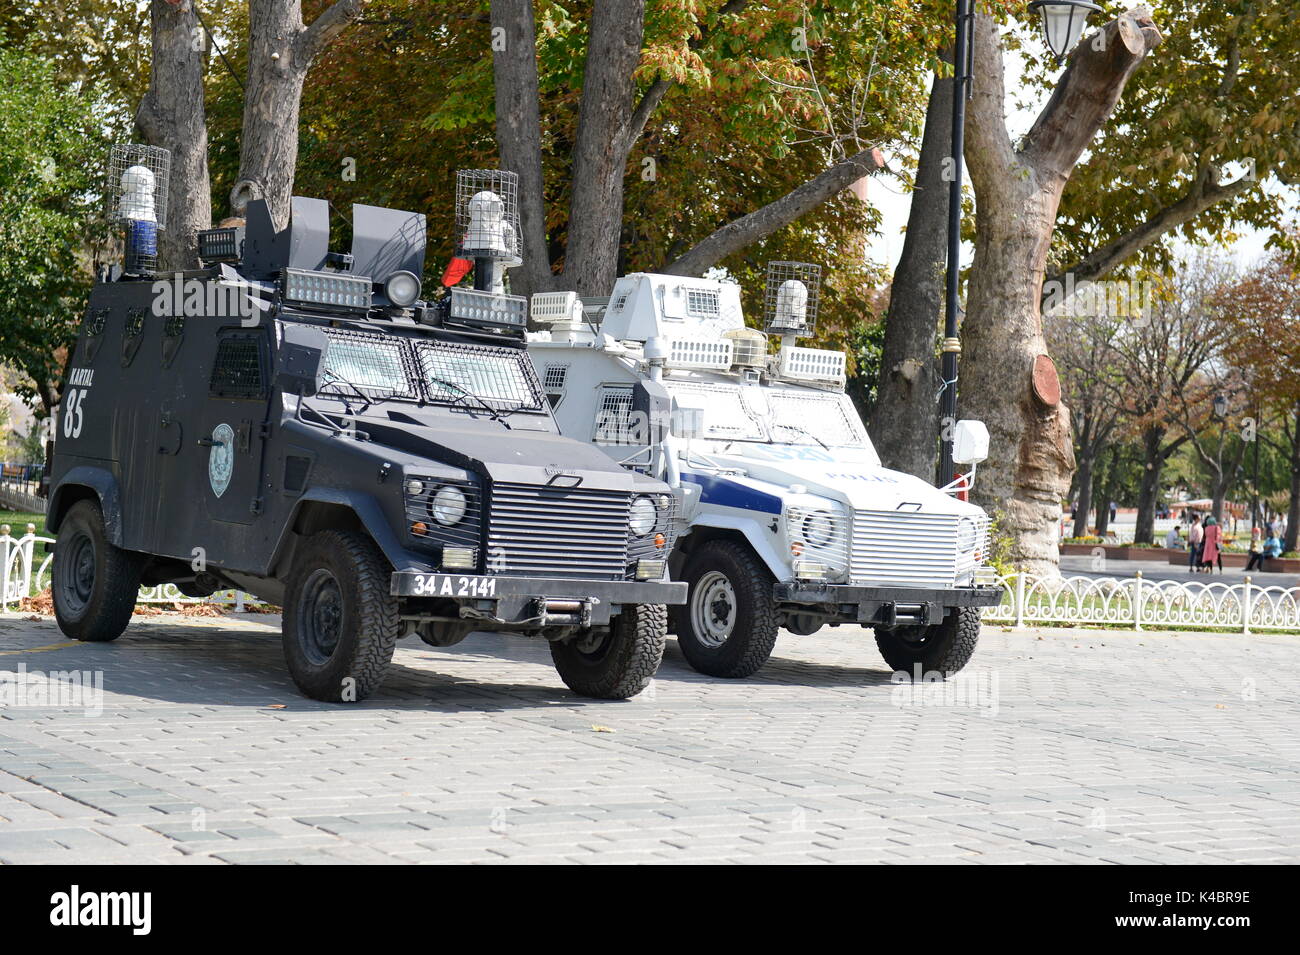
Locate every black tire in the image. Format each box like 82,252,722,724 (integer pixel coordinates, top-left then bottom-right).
673,539,778,678
52,498,142,642
874,606,980,676
281,530,400,703
550,603,666,699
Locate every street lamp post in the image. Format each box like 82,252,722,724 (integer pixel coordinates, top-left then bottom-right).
937,0,1102,486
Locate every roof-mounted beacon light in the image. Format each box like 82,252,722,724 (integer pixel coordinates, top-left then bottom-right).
763,261,821,343
454,169,521,295
105,144,170,276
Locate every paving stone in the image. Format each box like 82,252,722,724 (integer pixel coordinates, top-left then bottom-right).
2,612,1298,863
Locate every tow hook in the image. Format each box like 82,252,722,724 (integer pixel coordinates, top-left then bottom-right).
459,597,596,628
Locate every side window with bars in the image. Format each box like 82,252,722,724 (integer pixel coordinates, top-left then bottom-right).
593,385,634,444
209,330,269,399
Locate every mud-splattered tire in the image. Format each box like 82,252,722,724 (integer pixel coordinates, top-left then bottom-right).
551,603,666,699
52,499,142,642
282,530,400,703
673,540,778,678
874,606,980,676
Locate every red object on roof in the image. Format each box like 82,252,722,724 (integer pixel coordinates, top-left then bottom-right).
442,257,473,287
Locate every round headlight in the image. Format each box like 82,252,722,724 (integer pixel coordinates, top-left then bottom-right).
957,517,978,552
432,485,467,526
385,270,422,307
404,478,425,497
802,511,836,547
629,496,657,536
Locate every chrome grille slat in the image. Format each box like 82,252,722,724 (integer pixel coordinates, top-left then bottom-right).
850,510,961,588
488,482,630,578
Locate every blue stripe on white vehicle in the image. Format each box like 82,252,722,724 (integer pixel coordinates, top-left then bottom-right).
680,472,782,515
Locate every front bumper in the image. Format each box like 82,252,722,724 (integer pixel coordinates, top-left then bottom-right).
773,580,1002,628
392,571,687,628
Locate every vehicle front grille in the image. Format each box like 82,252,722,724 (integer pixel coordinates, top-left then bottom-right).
849,510,975,588
487,482,630,579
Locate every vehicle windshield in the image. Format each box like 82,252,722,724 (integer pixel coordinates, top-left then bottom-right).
315,328,544,412
663,379,870,449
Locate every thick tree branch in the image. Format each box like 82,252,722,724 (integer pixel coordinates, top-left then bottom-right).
1021,8,1162,181
662,146,885,276
1046,169,1255,290
298,0,366,64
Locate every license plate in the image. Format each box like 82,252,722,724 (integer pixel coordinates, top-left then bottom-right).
407,574,498,598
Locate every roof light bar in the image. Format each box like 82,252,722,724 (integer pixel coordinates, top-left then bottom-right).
447,287,528,329
779,346,846,384
282,268,372,312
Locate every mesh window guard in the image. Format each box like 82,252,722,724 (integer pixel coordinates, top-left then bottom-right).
767,391,865,447
209,333,267,399
319,327,418,401
414,341,543,411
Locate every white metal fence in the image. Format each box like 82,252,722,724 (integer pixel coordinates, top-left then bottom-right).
980,570,1300,634
3,529,1298,632
1,530,263,612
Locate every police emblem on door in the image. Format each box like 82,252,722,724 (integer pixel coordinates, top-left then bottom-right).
208,423,235,498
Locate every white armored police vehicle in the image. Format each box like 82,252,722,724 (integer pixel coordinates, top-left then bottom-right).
527,262,1000,679
46,153,685,702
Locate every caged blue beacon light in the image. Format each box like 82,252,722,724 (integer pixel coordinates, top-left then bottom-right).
106,144,170,275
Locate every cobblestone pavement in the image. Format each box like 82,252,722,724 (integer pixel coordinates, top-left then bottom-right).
1,610,1297,864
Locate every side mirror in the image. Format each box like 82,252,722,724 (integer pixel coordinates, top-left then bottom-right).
671,395,707,440
952,419,989,466
277,325,330,397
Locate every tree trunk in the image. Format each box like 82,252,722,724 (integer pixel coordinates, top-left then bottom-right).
869,71,951,479
958,9,1160,575
562,0,646,297
1073,452,1094,539
1092,453,1111,537
135,0,211,271
1287,401,1300,554
1134,427,1165,545
491,0,553,298
232,0,365,227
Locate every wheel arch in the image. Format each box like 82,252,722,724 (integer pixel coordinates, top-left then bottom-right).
269,490,410,578
48,467,123,544
675,515,789,581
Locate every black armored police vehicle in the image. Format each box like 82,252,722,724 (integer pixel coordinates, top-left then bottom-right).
47,155,685,702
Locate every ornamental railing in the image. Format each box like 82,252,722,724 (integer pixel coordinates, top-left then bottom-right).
979,570,1299,634
1,529,264,612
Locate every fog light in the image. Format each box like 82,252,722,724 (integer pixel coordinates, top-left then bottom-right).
635,559,666,580
442,546,476,570
792,559,827,579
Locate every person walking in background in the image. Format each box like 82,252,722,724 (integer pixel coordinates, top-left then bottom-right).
1188,514,1203,571
1201,516,1222,573
1165,524,1184,550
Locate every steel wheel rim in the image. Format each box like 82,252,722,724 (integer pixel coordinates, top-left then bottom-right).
56,532,95,615
692,571,736,649
298,568,344,665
